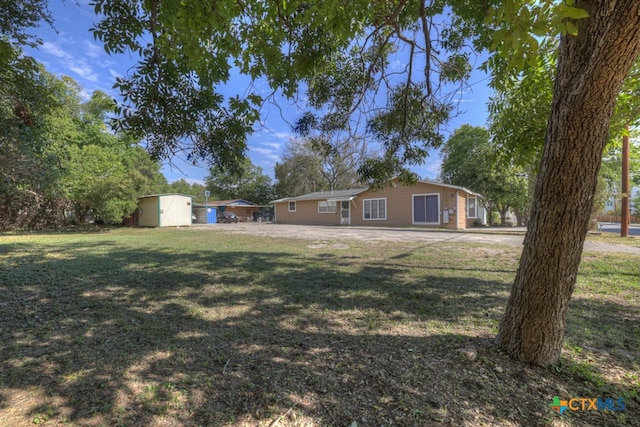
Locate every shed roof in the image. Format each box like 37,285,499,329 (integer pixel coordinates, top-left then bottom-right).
194,199,267,208
137,193,193,199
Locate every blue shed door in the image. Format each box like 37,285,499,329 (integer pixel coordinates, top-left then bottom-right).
207,208,217,224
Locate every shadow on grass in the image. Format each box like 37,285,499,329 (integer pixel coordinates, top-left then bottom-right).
0,237,637,426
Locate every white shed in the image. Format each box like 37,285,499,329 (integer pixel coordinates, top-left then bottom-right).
137,194,193,227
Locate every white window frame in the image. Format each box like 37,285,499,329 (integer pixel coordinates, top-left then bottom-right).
318,200,337,213
363,198,387,220
467,196,477,219
288,201,296,212
412,193,440,225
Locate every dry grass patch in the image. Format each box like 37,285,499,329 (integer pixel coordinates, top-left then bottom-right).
0,228,638,426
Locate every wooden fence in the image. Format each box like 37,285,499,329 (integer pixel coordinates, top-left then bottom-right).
596,214,639,224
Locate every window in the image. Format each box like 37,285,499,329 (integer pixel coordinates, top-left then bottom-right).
468,196,477,218
413,194,440,224
363,198,386,220
318,201,337,213
288,201,296,212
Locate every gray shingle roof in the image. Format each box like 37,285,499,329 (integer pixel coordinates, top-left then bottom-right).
271,188,368,203
270,179,483,204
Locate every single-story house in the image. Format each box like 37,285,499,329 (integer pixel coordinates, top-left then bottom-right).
136,194,193,227
271,179,485,230
194,199,263,222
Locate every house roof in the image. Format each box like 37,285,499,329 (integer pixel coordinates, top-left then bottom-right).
416,179,484,198
194,199,262,207
271,188,369,204
271,179,483,204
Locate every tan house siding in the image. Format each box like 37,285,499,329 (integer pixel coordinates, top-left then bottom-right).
272,179,482,229
457,192,466,230
349,182,462,229
274,199,341,225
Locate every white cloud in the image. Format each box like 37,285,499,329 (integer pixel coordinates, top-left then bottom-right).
83,40,104,58
40,41,70,59
251,147,281,163
69,63,99,82
109,68,123,80
259,141,282,151
271,131,293,140
38,39,101,83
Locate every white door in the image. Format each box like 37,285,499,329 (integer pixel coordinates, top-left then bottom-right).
340,201,350,225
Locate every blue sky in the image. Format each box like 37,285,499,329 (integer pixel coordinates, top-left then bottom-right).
26,1,493,185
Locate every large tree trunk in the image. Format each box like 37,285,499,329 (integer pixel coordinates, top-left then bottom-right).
497,1,640,365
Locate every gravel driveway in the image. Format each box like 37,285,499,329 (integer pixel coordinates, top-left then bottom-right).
203,222,640,254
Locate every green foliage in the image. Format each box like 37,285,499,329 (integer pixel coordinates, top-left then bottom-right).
289,113,369,193
0,41,167,229
0,54,71,229
0,0,52,49
274,136,364,197
91,0,260,174
484,0,588,80
88,0,509,182
488,46,556,169
441,125,529,225
205,158,274,205
167,179,206,203
599,136,640,215
274,139,325,198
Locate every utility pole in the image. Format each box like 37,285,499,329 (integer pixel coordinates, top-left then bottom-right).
621,129,630,237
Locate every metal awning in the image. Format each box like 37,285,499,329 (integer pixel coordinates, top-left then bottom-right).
326,196,357,202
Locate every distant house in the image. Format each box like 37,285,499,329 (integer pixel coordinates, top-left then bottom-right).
193,199,262,222
271,179,484,229
602,184,640,215
136,194,193,227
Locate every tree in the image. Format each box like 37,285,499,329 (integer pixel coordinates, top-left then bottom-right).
0,62,74,229
496,2,640,365
488,46,640,228
60,87,169,223
0,62,170,228
206,159,274,205
274,135,365,197
274,139,325,197
0,1,66,229
124,145,169,197
292,112,369,190
91,0,504,180
167,179,207,203
441,125,529,226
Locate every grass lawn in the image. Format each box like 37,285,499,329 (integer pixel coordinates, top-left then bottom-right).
0,227,638,426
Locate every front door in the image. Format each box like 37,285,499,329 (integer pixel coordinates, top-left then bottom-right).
340,201,350,225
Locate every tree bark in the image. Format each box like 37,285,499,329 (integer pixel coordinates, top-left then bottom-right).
497,0,640,365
